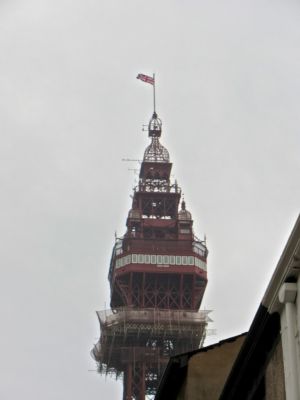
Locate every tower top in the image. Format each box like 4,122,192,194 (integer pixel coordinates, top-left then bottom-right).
148,111,162,138
143,112,170,163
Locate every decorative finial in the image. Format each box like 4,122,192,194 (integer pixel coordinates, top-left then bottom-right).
181,200,186,210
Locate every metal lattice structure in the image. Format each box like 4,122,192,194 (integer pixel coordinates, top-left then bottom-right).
92,112,210,399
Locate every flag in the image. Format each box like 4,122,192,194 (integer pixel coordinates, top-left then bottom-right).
136,73,155,85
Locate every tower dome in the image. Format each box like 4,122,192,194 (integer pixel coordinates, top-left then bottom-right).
128,208,141,220
178,200,192,220
143,138,170,163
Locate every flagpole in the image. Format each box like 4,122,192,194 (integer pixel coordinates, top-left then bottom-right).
153,73,156,113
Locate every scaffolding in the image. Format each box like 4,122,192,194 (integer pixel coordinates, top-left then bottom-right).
92,308,211,397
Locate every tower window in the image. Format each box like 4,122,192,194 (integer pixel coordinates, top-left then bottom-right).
163,255,169,264
176,256,181,265
138,254,145,263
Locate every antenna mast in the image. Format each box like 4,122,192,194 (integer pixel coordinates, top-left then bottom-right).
153,73,156,112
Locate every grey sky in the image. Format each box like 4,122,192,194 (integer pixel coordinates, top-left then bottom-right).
1,1,299,399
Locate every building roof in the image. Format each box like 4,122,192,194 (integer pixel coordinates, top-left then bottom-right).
155,333,247,400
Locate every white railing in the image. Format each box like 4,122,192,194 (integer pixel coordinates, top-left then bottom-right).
114,253,207,271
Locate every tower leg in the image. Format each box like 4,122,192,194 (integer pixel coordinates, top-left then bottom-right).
123,364,133,400
133,363,146,400
123,361,146,400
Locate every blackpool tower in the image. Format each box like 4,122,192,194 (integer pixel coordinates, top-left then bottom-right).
92,78,210,399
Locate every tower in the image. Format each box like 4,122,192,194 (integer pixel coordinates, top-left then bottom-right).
92,109,209,399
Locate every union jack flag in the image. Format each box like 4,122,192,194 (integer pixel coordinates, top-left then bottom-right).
136,73,155,85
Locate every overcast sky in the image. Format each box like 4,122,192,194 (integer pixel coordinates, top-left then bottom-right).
1,1,300,399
